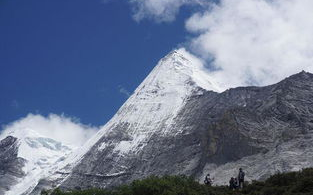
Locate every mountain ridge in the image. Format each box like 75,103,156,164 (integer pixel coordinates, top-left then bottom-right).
54,65,313,189
1,50,313,195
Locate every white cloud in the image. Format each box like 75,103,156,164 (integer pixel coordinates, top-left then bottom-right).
128,0,313,90
118,85,131,97
186,0,313,89
0,114,98,147
129,0,209,22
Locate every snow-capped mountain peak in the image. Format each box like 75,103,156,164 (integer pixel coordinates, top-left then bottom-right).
112,48,221,136
34,48,222,183
4,50,313,195
135,48,222,95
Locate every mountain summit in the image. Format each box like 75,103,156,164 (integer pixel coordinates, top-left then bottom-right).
1,50,313,195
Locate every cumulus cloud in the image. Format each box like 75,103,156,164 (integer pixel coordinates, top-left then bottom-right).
186,0,313,89
129,0,209,22
0,114,98,147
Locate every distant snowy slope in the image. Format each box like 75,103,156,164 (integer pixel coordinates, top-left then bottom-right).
0,114,97,195
0,127,74,195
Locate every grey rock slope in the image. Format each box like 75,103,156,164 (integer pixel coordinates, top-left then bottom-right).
201,71,313,184
0,136,26,195
37,52,313,191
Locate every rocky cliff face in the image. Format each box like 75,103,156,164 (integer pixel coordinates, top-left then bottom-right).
201,71,313,184
2,49,313,195
0,136,26,195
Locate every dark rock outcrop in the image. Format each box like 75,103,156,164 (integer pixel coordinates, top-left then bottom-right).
0,136,26,194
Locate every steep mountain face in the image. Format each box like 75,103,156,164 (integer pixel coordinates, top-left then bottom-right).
195,71,313,184
0,128,74,195
2,49,313,195
31,49,313,193
30,49,222,192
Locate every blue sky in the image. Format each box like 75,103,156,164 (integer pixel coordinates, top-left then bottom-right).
0,0,194,127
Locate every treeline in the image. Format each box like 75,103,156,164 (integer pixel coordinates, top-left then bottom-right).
43,168,313,195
